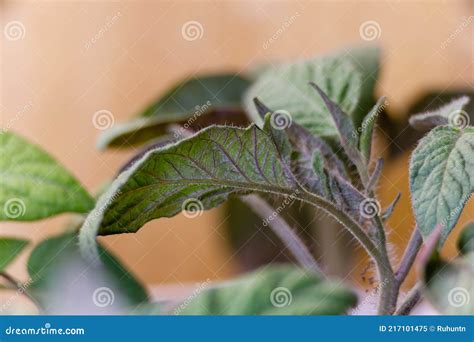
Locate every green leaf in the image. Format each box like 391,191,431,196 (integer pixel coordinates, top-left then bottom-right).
457,222,474,255
359,97,387,162
409,96,470,131
339,46,380,127
97,74,251,149
79,119,299,258
410,126,474,243
0,238,28,271
0,132,94,221
309,82,364,170
381,193,401,221
174,265,357,315
423,252,474,315
27,233,148,309
243,54,362,138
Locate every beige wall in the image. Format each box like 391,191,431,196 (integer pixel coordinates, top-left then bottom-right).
1,0,472,289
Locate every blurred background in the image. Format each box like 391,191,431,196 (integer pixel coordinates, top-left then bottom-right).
1,0,473,299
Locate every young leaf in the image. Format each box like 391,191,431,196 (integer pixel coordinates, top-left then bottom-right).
366,157,384,193
0,238,28,271
409,96,470,131
254,97,348,179
27,233,148,310
381,193,401,221
329,174,367,220
79,119,300,258
243,55,362,138
97,74,250,149
0,132,94,221
285,120,348,179
359,97,387,162
410,126,474,243
174,265,357,315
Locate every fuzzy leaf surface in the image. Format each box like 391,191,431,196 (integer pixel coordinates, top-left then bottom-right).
410,126,474,243
79,120,300,258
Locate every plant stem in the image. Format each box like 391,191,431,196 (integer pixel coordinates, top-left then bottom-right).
395,229,423,285
0,272,40,311
299,191,384,268
395,283,422,315
371,215,398,315
375,227,423,315
241,194,324,275
256,188,397,315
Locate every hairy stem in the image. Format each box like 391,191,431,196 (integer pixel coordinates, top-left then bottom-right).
298,190,399,316
242,194,324,275
299,191,384,266
0,272,40,311
395,229,423,285
371,215,398,315
300,189,398,315
395,283,422,315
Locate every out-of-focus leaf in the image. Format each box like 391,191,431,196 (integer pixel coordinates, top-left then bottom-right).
457,222,474,255
423,252,473,315
174,265,357,315
410,126,474,244
0,238,28,271
409,96,470,131
0,132,94,221
97,74,250,149
27,233,148,310
243,54,362,138
338,46,380,127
